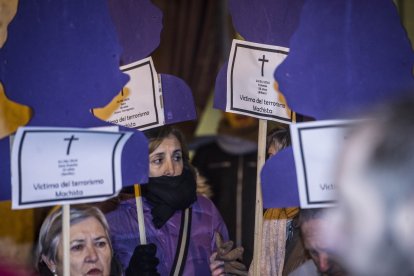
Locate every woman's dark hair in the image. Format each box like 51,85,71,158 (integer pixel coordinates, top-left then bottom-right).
266,126,291,152
144,126,194,174
115,126,195,197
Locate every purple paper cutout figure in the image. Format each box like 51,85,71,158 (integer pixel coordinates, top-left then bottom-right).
0,0,148,200
275,0,414,120
108,0,162,65
212,0,305,208
261,147,299,208
228,0,305,46
0,141,10,200
108,0,196,125
213,62,229,111
213,0,305,110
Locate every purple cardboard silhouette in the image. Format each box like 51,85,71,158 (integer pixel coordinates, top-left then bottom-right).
0,141,10,200
214,0,305,110
212,0,304,208
108,0,196,125
0,0,148,200
215,0,414,209
264,0,414,208
108,0,162,65
261,147,299,208
274,0,414,120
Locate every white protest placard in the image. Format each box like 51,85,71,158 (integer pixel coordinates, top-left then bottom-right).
226,39,293,123
93,57,164,130
290,120,355,208
11,126,132,209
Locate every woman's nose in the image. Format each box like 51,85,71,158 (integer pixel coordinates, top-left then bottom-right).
163,159,174,176
85,246,98,262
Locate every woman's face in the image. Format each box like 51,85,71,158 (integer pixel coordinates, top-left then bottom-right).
149,134,183,177
56,217,111,276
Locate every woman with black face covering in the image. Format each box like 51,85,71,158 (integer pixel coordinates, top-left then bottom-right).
105,126,229,275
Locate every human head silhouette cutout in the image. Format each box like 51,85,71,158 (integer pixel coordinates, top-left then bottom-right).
0,0,128,127
275,0,414,120
108,0,163,65
0,0,149,200
106,0,196,125
228,0,304,46
214,0,304,110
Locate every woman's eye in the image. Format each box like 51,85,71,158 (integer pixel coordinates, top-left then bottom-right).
96,241,107,248
173,154,182,162
71,244,84,251
151,158,162,165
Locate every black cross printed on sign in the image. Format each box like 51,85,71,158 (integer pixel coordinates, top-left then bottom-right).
64,135,79,155
258,55,269,77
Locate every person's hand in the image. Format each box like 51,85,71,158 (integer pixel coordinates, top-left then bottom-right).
210,252,225,276
214,232,248,276
125,243,160,276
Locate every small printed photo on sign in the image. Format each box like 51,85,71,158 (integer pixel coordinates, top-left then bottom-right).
290,120,356,208
11,126,132,209
93,57,165,130
226,39,293,123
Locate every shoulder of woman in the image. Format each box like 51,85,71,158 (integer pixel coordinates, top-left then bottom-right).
192,195,221,215
194,194,214,206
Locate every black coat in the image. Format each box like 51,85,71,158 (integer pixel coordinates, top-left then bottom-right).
192,141,257,265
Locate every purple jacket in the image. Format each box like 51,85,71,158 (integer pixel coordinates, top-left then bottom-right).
106,195,229,276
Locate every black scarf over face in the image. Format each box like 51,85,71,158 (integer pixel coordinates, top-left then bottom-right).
142,167,197,228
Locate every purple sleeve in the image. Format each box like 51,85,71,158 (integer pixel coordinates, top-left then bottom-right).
197,196,229,251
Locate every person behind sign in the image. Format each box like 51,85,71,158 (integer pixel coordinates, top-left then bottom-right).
210,126,306,276
288,208,346,276
266,126,291,158
326,97,414,275
105,126,230,275
192,112,259,266
35,205,121,276
252,126,308,276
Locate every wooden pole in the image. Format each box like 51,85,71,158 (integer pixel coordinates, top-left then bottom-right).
134,184,147,244
62,204,70,276
252,119,267,275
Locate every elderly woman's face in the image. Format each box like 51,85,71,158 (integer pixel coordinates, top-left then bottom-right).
57,217,111,276
149,134,183,177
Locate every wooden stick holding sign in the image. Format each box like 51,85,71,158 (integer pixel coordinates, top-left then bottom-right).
134,184,147,244
252,119,267,276
63,204,70,276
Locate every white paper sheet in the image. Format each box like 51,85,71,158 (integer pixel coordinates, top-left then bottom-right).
290,120,355,208
11,126,132,209
226,39,293,123
94,57,164,130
